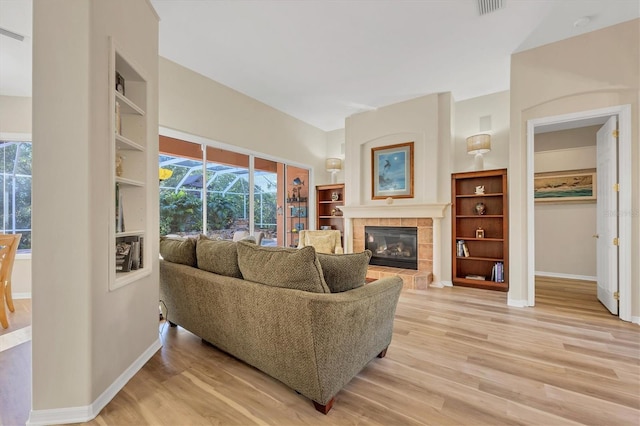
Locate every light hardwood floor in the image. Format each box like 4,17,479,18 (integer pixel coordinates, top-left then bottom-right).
2,279,639,425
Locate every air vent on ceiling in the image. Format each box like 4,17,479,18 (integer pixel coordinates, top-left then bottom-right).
477,0,504,16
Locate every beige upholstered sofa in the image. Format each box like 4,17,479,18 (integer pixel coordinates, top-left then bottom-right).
159,236,402,413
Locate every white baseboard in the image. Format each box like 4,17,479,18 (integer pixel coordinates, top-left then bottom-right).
13,292,32,299
507,298,529,308
27,338,162,426
438,280,453,287
631,316,640,325
535,271,596,282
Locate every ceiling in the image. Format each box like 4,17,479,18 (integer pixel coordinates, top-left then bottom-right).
1,0,638,131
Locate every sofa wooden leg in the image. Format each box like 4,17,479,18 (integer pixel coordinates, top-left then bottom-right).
168,321,177,327
313,397,335,415
377,347,388,358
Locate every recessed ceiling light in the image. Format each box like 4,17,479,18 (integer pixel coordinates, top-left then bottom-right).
573,16,591,28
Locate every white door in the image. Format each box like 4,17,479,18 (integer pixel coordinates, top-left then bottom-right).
596,116,618,315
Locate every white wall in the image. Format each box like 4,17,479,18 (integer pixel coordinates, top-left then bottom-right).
509,19,639,311
325,128,345,184
344,93,453,283
454,90,510,172
0,95,32,296
158,58,328,185
534,127,598,279
32,0,159,419
0,96,31,133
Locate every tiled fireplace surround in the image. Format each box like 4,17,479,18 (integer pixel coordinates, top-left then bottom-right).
352,217,434,290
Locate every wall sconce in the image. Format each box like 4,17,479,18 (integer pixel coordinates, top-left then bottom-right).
466,134,491,170
325,158,342,183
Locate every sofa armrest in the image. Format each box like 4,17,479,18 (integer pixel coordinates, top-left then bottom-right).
304,276,403,403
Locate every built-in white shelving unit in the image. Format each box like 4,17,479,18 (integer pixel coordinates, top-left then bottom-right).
109,39,151,290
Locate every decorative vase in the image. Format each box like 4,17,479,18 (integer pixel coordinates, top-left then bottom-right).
474,202,486,215
331,192,339,201
115,154,123,177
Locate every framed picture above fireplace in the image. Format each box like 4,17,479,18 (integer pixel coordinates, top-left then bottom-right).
371,142,414,200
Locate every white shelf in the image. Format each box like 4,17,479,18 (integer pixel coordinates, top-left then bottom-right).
110,38,150,292
113,267,152,290
116,133,144,151
115,91,145,115
116,176,145,187
116,230,145,238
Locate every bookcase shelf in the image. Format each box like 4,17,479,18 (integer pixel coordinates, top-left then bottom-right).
452,169,508,291
316,184,345,248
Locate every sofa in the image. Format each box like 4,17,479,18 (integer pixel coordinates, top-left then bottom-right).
159,235,403,414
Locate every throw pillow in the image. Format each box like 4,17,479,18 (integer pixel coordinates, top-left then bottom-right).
159,236,197,267
236,241,330,293
307,233,334,254
317,250,372,293
196,235,243,278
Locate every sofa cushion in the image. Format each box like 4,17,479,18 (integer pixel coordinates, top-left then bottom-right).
317,250,372,293
236,242,330,293
196,235,243,278
159,236,197,267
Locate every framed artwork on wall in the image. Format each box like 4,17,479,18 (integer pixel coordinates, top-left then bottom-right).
534,169,596,203
371,141,414,200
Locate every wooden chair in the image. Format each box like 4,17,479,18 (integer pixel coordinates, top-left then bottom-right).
0,233,21,329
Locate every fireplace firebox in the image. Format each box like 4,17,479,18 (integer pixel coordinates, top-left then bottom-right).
365,226,418,270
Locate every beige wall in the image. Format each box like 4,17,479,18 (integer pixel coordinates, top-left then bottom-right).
534,126,597,278
0,95,32,296
510,19,639,314
159,58,328,185
0,95,31,134
344,93,453,283
454,90,510,172
32,0,159,416
325,128,345,184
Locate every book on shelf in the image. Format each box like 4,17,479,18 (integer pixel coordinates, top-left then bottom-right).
465,275,486,281
115,101,121,135
116,241,132,272
491,262,504,283
456,240,468,257
116,235,144,273
115,183,125,233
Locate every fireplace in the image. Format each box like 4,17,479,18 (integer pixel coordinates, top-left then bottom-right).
365,226,418,270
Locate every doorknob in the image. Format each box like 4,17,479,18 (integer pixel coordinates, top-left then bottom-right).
593,234,599,238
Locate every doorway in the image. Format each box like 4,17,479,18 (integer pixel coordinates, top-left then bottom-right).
526,105,632,322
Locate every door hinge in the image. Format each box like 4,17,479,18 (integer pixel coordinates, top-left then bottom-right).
613,237,619,246
613,291,620,300
613,183,620,192
612,129,619,138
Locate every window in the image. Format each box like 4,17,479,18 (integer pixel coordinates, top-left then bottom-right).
159,134,309,247
0,141,31,251
158,138,203,236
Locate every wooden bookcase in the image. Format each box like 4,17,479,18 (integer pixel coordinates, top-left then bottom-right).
451,169,508,291
316,184,345,245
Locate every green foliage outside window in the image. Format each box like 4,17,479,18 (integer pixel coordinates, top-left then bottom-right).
159,189,203,236
0,142,32,250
